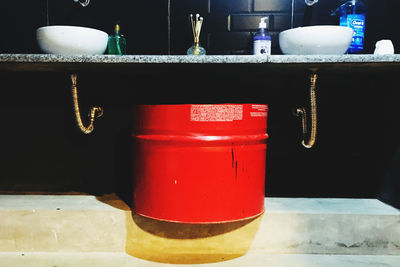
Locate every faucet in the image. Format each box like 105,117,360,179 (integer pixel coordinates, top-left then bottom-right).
305,0,318,6
73,0,90,7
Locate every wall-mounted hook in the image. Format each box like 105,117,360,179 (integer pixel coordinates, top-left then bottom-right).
296,73,318,148
71,74,103,134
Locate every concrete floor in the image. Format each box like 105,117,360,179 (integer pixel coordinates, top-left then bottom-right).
1,252,400,267
0,194,399,266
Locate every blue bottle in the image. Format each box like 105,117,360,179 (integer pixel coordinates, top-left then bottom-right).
337,0,367,53
253,17,271,55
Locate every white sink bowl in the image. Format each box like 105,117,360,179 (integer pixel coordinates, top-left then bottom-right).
37,25,108,55
279,25,354,55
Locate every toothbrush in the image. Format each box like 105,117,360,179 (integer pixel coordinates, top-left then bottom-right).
190,14,195,40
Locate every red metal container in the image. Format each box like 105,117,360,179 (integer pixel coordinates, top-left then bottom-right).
132,104,268,223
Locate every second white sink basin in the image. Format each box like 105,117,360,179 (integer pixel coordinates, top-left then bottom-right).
279,25,354,55
37,25,109,55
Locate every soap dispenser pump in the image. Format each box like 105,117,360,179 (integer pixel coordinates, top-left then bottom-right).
253,17,271,56
108,24,127,55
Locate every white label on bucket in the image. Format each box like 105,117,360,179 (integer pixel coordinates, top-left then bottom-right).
190,104,243,122
250,104,268,118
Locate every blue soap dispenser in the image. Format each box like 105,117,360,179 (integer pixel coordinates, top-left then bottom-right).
335,0,367,53
253,17,271,56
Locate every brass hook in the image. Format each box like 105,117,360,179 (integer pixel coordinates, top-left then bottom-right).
71,74,103,134
296,73,318,148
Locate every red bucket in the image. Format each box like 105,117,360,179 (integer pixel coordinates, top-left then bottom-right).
132,104,268,223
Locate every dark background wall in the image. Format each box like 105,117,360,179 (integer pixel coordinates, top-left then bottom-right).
1,0,399,55
1,0,400,208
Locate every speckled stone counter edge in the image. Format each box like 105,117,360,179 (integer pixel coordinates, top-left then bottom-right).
0,54,399,64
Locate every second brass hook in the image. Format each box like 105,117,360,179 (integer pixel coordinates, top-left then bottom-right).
71,74,103,134
296,73,318,148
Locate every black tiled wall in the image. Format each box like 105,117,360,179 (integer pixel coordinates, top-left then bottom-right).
193,0,400,55
205,0,294,54
254,0,292,12
1,0,399,55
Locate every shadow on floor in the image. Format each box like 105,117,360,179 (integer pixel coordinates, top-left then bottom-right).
96,193,264,264
124,212,263,264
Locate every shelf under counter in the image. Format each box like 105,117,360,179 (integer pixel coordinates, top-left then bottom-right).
0,54,400,74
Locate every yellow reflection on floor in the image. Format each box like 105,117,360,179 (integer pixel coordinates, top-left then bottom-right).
125,212,263,264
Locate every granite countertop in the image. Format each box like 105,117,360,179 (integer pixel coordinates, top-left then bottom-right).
0,53,399,73
1,53,400,63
